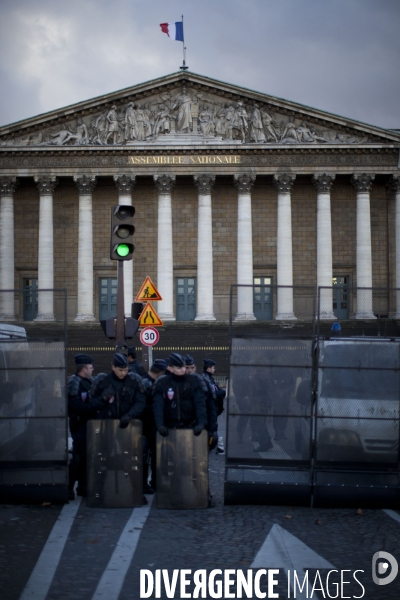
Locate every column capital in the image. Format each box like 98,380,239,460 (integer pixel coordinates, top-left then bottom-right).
34,176,58,195
153,174,176,194
234,173,256,194
313,173,336,193
351,173,375,193
193,174,216,195
392,175,400,193
0,177,18,196
73,174,97,194
273,173,296,192
113,174,136,194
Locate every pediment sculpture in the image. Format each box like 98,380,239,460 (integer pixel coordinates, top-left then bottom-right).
1,85,372,147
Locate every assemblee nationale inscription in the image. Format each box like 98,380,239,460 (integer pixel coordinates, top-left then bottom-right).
129,155,241,165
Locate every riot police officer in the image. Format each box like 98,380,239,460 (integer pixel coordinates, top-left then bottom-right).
203,359,226,454
90,353,146,426
127,346,146,377
68,354,96,500
141,359,168,493
185,355,218,441
153,353,208,436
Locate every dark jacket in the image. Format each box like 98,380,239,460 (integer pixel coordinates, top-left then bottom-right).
128,360,146,378
68,374,96,434
90,371,146,420
196,373,218,432
202,371,226,415
153,372,208,429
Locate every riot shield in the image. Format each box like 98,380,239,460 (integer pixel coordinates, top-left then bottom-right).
156,429,208,509
86,419,143,508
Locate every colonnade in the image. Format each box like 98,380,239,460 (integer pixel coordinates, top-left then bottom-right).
0,172,399,322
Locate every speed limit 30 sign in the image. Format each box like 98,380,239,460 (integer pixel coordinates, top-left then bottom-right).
139,326,160,347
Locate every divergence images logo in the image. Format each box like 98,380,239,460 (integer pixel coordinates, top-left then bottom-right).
372,551,398,586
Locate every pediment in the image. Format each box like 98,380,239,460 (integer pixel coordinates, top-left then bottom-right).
1,72,398,149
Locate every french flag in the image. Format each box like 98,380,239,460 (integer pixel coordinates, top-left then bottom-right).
160,22,184,42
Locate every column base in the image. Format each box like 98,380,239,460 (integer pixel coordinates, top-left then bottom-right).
158,313,176,321
34,313,56,322
74,313,96,322
275,312,297,320
235,313,257,321
0,314,17,322
195,314,216,321
317,312,337,320
354,312,377,320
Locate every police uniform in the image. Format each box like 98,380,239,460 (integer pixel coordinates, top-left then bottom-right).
203,359,226,455
127,346,146,377
141,359,169,492
90,353,146,426
153,353,208,435
68,354,96,499
184,355,218,438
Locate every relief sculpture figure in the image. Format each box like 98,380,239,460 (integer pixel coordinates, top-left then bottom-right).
91,112,108,145
215,103,229,137
124,103,139,141
172,86,193,132
136,104,152,139
250,103,266,142
281,119,298,143
198,104,215,137
105,105,120,145
153,104,171,136
228,102,248,143
261,110,280,142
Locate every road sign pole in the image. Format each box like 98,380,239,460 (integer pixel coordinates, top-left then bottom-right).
141,345,151,373
116,259,126,353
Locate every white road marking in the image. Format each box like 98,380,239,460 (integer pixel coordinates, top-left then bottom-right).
251,523,335,599
92,495,154,600
19,497,82,600
382,508,400,524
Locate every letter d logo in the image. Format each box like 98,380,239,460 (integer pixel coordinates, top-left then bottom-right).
372,551,398,585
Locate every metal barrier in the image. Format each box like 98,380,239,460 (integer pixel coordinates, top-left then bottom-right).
0,290,68,503
313,337,400,507
225,285,400,508
225,335,315,505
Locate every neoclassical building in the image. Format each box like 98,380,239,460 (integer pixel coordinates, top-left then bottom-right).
0,71,399,324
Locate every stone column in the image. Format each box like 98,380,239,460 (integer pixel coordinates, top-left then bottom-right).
351,174,376,319
273,173,297,320
73,175,96,321
34,176,58,321
234,173,256,320
154,174,176,320
313,173,336,320
114,174,136,317
392,176,400,318
194,174,216,320
0,177,18,321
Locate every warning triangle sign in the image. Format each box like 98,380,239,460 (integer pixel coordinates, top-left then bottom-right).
138,302,164,327
135,276,162,302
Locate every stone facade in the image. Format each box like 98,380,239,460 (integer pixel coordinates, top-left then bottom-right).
1,71,399,323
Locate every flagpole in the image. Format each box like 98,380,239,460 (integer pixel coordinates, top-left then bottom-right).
180,13,188,70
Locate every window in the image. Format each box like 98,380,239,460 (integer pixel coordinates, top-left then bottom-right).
99,278,117,320
23,279,38,321
332,276,349,319
176,278,196,321
253,277,273,320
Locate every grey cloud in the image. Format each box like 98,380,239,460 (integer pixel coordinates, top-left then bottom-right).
0,0,399,129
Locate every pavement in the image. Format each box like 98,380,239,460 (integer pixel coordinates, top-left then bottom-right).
1,414,400,600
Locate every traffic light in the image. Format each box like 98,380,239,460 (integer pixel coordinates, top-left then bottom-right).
110,205,135,260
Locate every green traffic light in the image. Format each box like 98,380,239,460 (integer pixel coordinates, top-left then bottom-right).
116,244,130,257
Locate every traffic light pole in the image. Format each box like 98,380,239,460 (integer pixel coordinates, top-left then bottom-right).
116,260,127,353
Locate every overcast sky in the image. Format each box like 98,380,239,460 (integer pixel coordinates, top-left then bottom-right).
0,0,399,130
